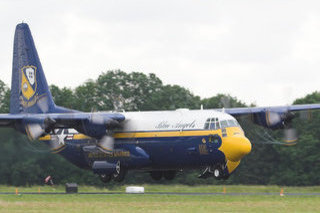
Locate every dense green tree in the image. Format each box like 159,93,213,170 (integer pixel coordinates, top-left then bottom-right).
0,80,10,113
74,80,99,112
201,94,246,109
270,92,320,185
50,85,77,109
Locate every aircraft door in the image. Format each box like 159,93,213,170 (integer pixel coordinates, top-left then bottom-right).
207,134,222,152
199,134,222,155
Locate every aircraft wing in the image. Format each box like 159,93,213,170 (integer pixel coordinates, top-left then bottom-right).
220,103,320,129
0,112,125,128
0,114,25,127
221,104,320,116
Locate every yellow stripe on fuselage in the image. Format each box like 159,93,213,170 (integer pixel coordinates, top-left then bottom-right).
113,129,222,138
39,127,244,141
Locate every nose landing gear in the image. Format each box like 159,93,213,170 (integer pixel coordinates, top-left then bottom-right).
198,164,229,180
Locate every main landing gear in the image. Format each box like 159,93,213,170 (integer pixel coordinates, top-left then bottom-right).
99,161,127,183
113,161,127,182
198,164,229,180
150,171,177,181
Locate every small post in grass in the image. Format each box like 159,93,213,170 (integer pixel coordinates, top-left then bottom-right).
280,188,284,196
223,186,226,194
15,188,18,195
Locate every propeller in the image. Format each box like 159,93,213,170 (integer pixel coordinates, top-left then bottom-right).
89,113,121,154
220,96,231,108
97,135,115,153
282,110,312,145
264,110,297,144
239,111,298,146
283,128,298,145
267,111,283,127
26,117,56,140
97,119,121,153
48,132,67,152
266,110,295,127
27,123,45,140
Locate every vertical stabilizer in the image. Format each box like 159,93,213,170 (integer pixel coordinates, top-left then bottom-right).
10,23,55,114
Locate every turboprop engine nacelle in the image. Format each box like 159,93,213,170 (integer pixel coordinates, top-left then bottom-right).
75,114,121,139
252,110,295,130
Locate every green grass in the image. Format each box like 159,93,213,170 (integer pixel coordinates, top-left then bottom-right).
1,184,320,193
0,185,320,212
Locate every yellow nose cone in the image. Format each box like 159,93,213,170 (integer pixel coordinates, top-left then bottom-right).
219,136,252,162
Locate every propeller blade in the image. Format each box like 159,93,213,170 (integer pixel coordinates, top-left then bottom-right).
36,96,49,113
27,123,45,140
91,113,105,125
220,96,231,108
90,113,121,128
283,128,298,145
49,135,65,151
98,135,114,153
267,111,282,126
299,110,312,120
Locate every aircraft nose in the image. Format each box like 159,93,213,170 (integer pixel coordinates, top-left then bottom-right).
219,136,252,162
237,137,252,158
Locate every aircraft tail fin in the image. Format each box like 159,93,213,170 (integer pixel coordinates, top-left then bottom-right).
10,23,56,114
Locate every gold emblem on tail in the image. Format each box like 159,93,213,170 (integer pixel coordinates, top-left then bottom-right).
21,66,37,100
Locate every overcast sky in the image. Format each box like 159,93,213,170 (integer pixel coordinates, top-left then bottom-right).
0,0,320,106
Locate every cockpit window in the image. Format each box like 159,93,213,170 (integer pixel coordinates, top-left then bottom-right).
204,117,220,130
204,118,240,130
227,120,238,127
220,120,228,128
220,119,240,128
204,119,210,129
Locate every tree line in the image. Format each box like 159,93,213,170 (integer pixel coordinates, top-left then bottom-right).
0,70,319,186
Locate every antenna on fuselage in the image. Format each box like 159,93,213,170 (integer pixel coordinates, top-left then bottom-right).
200,104,203,110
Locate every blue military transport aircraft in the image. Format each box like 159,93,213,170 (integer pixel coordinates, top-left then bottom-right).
0,23,320,183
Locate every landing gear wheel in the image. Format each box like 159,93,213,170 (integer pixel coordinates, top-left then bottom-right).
163,171,176,180
113,161,127,182
213,167,223,180
99,174,112,183
150,171,163,181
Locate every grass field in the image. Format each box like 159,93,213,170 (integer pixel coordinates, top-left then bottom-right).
0,185,319,212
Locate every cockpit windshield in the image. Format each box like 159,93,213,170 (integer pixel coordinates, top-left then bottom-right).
204,118,240,130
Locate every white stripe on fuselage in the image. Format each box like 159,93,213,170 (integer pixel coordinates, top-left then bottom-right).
120,109,235,132
52,109,237,135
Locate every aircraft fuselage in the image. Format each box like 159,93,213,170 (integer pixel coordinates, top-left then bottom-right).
40,109,252,181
